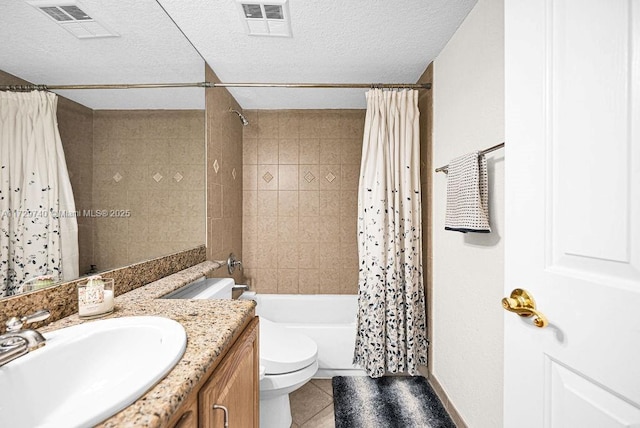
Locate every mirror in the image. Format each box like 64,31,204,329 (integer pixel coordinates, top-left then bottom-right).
0,0,206,298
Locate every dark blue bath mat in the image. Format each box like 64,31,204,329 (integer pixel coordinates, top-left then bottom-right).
332,376,455,428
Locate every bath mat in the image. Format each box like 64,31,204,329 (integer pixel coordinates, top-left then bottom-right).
332,376,455,428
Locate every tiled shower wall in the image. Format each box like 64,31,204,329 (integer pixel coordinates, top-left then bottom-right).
205,65,244,283
92,110,205,271
242,110,365,294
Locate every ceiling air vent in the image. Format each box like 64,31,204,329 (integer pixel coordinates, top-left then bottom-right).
236,0,292,37
26,0,119,39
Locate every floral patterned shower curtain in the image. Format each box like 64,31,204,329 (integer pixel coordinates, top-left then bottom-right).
0,91,78,297
353,89,428,378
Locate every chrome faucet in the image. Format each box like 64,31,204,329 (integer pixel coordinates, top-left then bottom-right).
0,309,50,367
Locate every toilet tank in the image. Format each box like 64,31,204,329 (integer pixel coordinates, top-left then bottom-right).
161,277,234,300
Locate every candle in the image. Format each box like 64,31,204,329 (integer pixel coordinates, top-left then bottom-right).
78,276,115,319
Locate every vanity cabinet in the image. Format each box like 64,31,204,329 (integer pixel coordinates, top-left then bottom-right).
166,316,259,428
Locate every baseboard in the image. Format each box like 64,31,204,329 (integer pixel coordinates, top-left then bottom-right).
427,373,468,428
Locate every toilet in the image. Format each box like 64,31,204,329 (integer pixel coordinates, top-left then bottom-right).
259,317,318,428
163,279,318,428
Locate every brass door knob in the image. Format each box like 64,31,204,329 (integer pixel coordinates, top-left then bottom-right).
502,288,548,328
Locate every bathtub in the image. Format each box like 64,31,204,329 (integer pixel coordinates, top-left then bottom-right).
245,293,366,378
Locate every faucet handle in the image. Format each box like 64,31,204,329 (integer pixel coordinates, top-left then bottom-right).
6,309,51,332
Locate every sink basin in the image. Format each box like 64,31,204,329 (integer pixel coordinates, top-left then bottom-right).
0,316,187,428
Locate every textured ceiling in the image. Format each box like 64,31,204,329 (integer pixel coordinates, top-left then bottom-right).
1,0,476,110
0,0,205,109
159,0,476,109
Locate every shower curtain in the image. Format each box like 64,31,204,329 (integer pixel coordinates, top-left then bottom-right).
353,89,428,378
0,91,78,297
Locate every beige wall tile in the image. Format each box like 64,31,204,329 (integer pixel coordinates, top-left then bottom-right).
279,139,299,164
257,241,278,268
318,268,341,293
257,111,279,138
279,111,300,139
242,109,365,294
243,138,258,164
340,190,358,217
340,164,360,190
318,216,340,243
257,216,278,242
299,164,320,191
299,139,320,164
257,190,278,216
298,269,320,294
278,191,299,216
319,139,341,164
243,111,258,139
298,243,319,269
205,65,243,267
278,164,299,190
299,217,319,242
278,269,299,293
258,138,278,164
278,216,299,242
257,164,278,190
209,184,223,219
243,190,258,217
243,164,258,190
319,165,341,190
318,243,341,267
299,191,319,216
278,242,299,269
319,191,340,216
253,268,278,293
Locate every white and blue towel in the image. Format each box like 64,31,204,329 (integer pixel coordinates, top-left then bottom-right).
444,151,491,233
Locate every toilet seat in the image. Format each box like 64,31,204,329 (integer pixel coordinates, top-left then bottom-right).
259,317,317,375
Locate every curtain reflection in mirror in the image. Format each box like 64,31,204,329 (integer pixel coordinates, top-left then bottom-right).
0,91,78,297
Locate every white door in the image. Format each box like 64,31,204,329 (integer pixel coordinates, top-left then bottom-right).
504,1,640,427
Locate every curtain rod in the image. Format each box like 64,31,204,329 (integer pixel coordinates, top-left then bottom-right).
0,81,432,91
435,142,505,173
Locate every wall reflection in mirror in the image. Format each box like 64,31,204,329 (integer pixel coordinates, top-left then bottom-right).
0,1,206,298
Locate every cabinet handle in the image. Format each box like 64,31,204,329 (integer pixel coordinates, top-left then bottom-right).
212,404,229,428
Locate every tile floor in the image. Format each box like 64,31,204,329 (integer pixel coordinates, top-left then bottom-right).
290,379,336,428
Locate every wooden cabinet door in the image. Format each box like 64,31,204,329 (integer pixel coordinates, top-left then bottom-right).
199,318,259,428
166,393,198,428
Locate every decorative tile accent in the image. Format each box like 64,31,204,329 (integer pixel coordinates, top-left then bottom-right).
262,171,274,183
113,172,123,183
304,171,316,183
213,159,220,174
173,172,183,183
325,172,336,183
232,168,237,180
153,172,163,183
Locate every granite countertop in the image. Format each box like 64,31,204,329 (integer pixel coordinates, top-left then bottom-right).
41,261,256,428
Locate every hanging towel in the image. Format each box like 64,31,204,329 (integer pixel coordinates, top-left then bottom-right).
444,151,491,233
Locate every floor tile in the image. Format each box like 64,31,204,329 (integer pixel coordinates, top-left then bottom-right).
290,382,333,425
310,379,333,397
301,404,335,428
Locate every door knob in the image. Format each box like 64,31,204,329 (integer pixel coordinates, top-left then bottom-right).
502,288,548,328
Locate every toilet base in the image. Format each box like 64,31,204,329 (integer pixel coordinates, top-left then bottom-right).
260,394,292,428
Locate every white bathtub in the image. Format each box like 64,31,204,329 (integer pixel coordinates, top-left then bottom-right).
246,293,366,378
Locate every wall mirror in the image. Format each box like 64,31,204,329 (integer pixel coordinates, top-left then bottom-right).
0,0,206,298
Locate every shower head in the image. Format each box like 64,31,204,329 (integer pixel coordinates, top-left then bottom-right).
229,108,249,126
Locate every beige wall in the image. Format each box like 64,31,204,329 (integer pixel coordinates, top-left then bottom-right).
205,65,244,283
0,70,95,275
431,0,505,426
241,110,365,294
93,110,205,271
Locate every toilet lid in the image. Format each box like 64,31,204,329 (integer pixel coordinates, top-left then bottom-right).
259,317,318,375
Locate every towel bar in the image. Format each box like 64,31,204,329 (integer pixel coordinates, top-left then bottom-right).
435,142,505,173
